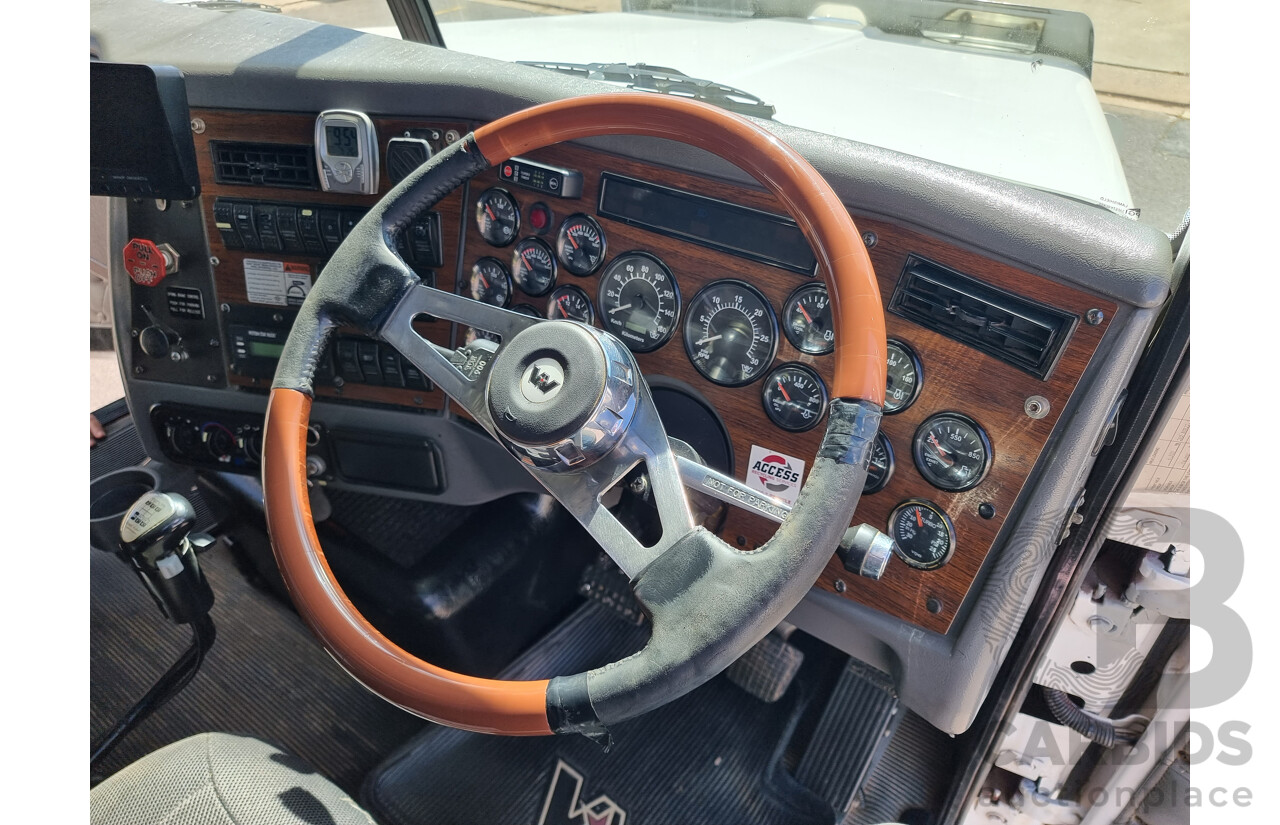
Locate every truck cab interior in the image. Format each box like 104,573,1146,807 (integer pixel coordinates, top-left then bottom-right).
86,1,1193,823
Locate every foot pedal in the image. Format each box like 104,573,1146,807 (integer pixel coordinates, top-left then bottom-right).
578,554,646,625
795,658,900,818
725,633,805,703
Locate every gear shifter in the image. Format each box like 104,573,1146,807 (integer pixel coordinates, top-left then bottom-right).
91,491,218,775
118,491,215,624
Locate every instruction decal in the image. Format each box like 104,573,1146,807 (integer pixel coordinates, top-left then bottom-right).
745,445,806,507
244,258,312,307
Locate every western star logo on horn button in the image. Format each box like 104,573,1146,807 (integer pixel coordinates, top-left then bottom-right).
745,445,806,507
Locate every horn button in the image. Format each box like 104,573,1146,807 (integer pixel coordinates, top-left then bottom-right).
485,321,638,469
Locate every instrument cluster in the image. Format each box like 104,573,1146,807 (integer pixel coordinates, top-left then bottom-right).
469,179,999,574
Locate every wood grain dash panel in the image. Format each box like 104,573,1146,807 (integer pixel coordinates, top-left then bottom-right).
460,142,1114,635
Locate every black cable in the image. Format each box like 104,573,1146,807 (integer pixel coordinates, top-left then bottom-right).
1042,686,1116,748
90,614,216,771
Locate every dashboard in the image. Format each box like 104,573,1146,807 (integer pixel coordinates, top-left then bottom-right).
95,0,1174,736
127,105,1114,636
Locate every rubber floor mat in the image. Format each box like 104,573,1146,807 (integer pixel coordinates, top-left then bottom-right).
365,601,833,825
90,544,424,792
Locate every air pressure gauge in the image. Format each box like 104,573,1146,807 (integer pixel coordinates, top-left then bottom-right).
315,110,379,195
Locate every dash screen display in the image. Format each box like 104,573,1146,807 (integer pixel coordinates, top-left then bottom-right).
325,125,359,157
248,341,286,359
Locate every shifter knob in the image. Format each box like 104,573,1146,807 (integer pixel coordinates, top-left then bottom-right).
118,491,214,624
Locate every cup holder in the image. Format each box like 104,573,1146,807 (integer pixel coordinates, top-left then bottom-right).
90,466,160,551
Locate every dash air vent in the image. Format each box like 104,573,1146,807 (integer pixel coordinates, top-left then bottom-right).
889,256,1077,379
210,141,317,189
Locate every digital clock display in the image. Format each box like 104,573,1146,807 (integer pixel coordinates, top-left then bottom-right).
325,125,359,157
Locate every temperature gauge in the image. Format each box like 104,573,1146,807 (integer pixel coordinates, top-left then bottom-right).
885,340,923,414
761,364,828,432
545,284,595,324
912,412,992,492
782,283,834,355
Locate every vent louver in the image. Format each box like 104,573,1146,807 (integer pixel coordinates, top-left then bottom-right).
210,142,317,189
889,256,1077,379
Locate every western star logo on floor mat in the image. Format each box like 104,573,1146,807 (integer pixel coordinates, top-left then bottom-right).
745,445,806,507
537,760,627,825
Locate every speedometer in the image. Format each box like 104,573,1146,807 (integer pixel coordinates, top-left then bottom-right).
682,280,778,387
597,252,680,352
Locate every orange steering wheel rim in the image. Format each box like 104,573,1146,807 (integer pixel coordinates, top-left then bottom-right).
264,93,885,736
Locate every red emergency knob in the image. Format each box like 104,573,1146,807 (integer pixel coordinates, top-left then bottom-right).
123,238,178,287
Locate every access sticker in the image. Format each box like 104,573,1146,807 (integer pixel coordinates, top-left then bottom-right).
745,445,806,507
244,258,312,307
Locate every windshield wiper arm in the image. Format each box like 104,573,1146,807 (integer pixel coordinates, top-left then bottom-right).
517,62,775,120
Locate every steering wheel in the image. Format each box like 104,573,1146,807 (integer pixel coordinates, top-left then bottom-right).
263,94,886,738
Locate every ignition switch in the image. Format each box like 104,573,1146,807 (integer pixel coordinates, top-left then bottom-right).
123,238,180,286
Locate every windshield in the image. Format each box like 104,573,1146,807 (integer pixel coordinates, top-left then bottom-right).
264,0,1188,235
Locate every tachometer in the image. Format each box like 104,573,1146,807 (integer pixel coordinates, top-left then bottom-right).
683,280,779,386
912,412,992,492
555,214,606,276
888,499,956,570
782,283,834,355
761,363,828,432
545,284,595,324
475,188,519,247
597,252,680,352
511,238,557,296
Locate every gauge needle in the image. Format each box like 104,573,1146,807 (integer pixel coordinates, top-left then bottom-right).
568,234,579,249
609,303,632,315
557,296,572,314
478,275,490,289
695,334,722,346
776,381,791,402
928,433,955,466
916,508,924,528
798,303,813,323
521,252,534,268
484,205,496,221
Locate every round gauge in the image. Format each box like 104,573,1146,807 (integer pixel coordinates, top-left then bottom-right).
597,252,681,353
464,326,499,346
683,280,779,387
912,412,992,492
466,305,538,347
511,238,557,296
885,340,923,414
761,364,828,432
555,214,606,276
468,257,512,307
782,283,834,355
864,432,894,495
545,284,595,324
475,188,519,247
887,499,956,570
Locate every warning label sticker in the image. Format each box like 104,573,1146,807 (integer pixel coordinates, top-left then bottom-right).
244,259,312,307
745,445,806,507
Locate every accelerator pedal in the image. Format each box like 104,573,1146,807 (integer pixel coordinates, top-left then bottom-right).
795,657,901,819
725,631,805,703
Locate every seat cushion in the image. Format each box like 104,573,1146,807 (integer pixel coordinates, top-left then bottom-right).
90,732,376,825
